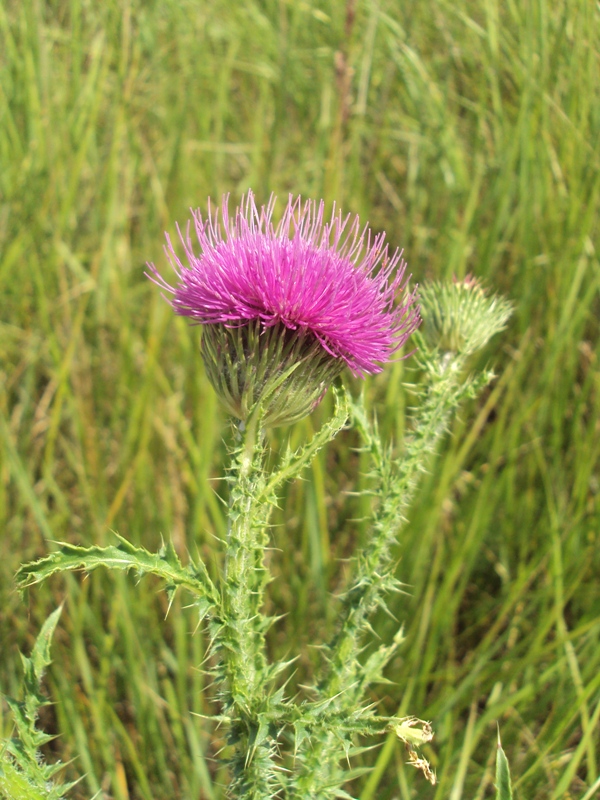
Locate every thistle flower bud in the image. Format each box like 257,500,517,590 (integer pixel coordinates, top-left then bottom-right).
148,191,420,427
418,276,512,357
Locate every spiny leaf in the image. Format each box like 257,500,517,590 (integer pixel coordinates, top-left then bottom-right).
263,385,349,498
23,606,62,690
0,761,54,800
1,608,77,800
16,534,219,609
292,347,492,796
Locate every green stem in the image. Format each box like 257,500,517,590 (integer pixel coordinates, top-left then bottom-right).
294,355,470,798
218,416,278,799
217,392,350,798
328,356,464,696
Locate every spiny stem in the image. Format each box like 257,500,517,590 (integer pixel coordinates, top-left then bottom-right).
238,407,261,480
218,416,280,798
327,355,465,698
294,355,473,798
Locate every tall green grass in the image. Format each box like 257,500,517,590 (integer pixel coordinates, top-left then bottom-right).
1,0,599,798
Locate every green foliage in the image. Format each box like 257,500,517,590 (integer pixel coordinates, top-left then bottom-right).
0,608,74,800
202,320,346,428
210,387,351,798
289,299,506,797
495,732,513,800
418,279,513,357
14,286,509,799
13,389,352,800
1,0,599,798
263,386,350,496
16,534,219,618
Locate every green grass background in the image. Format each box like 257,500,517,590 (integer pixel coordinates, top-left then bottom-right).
1,0,599,798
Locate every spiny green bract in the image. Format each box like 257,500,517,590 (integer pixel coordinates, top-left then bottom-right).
418,278,513,356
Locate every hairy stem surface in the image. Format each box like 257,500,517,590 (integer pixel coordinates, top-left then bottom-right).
294,355,482,798
215,411,283,799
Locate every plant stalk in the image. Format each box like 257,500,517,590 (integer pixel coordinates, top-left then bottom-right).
218,413,279,799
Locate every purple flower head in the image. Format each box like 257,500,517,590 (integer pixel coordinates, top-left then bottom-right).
149,191,419,376
148,191,420,425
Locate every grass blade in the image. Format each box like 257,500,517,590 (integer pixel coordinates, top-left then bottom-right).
496,730,513,800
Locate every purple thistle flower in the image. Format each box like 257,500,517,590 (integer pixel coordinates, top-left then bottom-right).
148,191,420,426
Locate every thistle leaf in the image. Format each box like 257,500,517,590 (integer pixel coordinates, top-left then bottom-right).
0,608,78,800
0,761,55,800
24,606,62,687
16,534,219,610
263,385,349,498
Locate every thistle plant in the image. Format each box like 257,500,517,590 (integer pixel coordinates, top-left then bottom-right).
6,192,512,800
